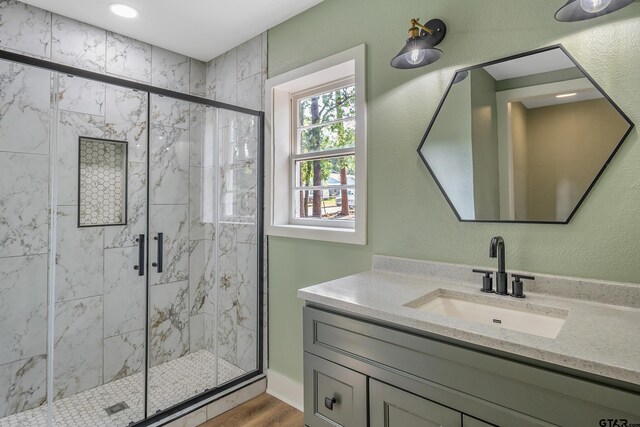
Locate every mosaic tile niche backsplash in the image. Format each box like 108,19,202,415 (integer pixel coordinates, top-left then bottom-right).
0,0,266,419
78,138,127,227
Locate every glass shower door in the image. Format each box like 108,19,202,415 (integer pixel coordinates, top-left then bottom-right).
0,61,151,427
0,55,261,425
146,96,261,412
51,75,148,426
146,95,219,412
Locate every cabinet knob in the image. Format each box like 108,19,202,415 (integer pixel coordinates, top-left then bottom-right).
324,396,337,410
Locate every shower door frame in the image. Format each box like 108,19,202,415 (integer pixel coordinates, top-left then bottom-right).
0,48,265,427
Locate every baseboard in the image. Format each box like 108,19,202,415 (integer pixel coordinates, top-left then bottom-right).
266,369,304,411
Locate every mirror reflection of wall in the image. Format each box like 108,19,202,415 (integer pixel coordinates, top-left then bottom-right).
508,93,627,221
422,73,474,218
419,47,633,223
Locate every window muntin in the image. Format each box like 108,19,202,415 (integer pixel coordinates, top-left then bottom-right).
291,79,356,225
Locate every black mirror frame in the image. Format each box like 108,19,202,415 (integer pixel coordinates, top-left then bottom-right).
417,44,635,224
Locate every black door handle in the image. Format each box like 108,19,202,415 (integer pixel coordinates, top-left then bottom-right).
134,234,145,276
324,397,337,411
153,233,163,273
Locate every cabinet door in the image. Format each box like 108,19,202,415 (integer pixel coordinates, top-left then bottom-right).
370,379,462,427
304,352,367,427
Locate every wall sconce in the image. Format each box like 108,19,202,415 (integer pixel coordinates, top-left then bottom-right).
555,0,635,21
390,18,446,69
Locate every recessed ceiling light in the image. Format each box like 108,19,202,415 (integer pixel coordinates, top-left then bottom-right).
109,3,138,18
556,93,577,98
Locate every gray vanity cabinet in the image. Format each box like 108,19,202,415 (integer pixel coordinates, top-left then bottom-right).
369,379,462,427
303,305,640,427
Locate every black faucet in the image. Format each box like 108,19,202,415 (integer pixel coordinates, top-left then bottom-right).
489,236,508,295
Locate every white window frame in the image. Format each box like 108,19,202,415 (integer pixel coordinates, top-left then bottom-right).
265,44,367,245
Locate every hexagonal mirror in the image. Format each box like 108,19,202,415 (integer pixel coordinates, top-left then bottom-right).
418,45,634,223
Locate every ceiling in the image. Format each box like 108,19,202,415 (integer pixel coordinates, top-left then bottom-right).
520,88,602,109
21,0,324,61
479,49,603,109
483,49,576,81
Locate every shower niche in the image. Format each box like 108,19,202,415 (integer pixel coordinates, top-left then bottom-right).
78,137,128,227
0,53,263,427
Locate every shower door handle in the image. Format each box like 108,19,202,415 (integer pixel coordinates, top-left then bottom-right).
152,233,163,273
134,234,145,276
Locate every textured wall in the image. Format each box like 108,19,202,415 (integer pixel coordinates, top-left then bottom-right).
267,0,640,384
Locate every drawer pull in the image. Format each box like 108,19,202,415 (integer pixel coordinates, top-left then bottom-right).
324,397,337,410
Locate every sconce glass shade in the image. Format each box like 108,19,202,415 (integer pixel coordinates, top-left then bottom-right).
391,37,443,69
555,0,635,21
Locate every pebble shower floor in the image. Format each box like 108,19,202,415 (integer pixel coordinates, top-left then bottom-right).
0,351,245,427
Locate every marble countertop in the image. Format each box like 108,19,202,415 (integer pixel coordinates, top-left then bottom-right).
298,256,640,386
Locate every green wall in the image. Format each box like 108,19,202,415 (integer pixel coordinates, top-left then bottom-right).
470,68,500,219
267,0,640,385
422,73,474,218
512,101,530,220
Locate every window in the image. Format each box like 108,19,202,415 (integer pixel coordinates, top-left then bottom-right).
291,80,356,226
265,45,366,244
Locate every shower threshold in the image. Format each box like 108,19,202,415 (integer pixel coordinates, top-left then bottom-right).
0,350,246,427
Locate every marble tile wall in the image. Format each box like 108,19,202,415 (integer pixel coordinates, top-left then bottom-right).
0,0,265,418
0,0,206,94
0,56,51,418
206,33,267,110
0,62,52,413
205,35,266,372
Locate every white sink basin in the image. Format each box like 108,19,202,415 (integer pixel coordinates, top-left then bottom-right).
404,290,568,339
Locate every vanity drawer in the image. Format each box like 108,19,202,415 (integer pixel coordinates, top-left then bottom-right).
304,352,367,427
370,379,462,427
463,415,494,427
304,306,640,426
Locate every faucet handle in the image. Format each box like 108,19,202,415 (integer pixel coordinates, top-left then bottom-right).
472,269,494,293
510,274,535,298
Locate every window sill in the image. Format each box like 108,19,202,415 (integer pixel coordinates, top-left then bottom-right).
266,223,366,245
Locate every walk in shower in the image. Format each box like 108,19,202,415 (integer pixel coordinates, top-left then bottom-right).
0,51,263,426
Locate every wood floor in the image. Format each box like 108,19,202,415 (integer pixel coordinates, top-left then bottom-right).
200,393,304,427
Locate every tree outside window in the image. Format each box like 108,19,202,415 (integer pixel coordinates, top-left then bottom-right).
293,82,356,221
